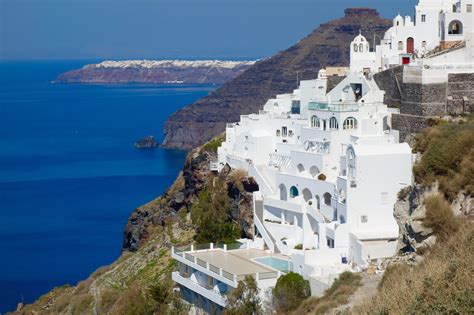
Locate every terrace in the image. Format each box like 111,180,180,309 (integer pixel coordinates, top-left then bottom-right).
308,101,359,112
172,244,288,287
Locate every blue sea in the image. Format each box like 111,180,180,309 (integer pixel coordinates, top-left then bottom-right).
0,61,216,313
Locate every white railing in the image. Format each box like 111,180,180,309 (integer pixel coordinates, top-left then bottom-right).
171,243,280,287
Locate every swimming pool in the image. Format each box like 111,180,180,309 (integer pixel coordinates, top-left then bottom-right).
253,257,293,272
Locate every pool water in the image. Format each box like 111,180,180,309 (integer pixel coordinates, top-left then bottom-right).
253,257,293,272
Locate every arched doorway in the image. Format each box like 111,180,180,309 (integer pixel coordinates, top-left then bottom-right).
448,20,463,35
290,186,299,198
407,37,414,54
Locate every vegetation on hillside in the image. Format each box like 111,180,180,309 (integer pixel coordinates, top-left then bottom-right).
201,134,225,153
413,115,474,200
355,221,474,314
272,272,311,312
225,276,262,315
190,177,240,244
423,193,460,240
295,272,362,314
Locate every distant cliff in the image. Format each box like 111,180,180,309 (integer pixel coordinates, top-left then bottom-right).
162,8,392,149
53,60,255,84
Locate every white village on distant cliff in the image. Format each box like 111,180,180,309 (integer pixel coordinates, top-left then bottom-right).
171,0,474,312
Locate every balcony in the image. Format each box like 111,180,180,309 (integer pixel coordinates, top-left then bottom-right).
308,101,359,112
172,271,228,307
264,196,303,213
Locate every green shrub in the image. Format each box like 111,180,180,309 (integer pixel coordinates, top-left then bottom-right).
273,272,311,312
423,194,459,240
294,244,303,250
191,179,240,244
202,135,224,153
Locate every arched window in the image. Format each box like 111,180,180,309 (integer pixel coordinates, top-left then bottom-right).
448,20,463,35
290,186,299,198
315,195,321,209
311,115,320,128
297,164,305,173
309,166,319,178
359,43,364,52
422,41,427,48
329,117,339,130
302,188,312,203
274,102,279,108
323,193,332,206
353,44,358,52
279,184,287,201
343,117,358,130
398,41,404,51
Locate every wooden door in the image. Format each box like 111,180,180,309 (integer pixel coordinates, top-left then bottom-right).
407,37,414,54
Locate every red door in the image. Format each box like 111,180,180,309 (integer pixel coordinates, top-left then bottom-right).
407,37,414,54
402,57,410,65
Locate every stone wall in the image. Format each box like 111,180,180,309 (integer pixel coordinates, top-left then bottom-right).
447,73,474,114
375,67,473,141
373,66,403,107
374,67,474,117
392,114,427,142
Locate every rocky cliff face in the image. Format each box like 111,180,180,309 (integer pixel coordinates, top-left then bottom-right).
162,8,392,149
54,60,254,84
15,141,258,314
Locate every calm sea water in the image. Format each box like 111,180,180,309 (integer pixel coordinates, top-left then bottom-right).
0,61,215,312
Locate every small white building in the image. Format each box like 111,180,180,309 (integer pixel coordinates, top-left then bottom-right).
350,0,474,82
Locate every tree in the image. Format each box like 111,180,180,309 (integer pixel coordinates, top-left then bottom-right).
191,178,240,244
225,275,262,315
272,272,311,312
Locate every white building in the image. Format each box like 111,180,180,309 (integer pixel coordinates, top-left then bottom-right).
350,0,474,82
171,1,474,312
172,70,414,313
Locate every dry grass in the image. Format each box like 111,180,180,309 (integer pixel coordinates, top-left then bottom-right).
69,293,93,315
294,272,362,314
423,194,460,240
413,117,474,200
355,222,474,314
228,168,247,191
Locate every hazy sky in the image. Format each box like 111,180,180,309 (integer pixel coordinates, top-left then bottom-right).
1,0,417,61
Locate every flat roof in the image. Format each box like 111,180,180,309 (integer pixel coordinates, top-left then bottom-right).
191,249,283,276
